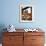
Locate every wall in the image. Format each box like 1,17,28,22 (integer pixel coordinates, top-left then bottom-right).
0,0,46,29
0,0,46,44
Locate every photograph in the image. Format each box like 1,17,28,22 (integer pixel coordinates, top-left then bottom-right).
20,4,34,22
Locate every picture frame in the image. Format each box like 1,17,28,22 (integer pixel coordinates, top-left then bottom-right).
20,4,34,22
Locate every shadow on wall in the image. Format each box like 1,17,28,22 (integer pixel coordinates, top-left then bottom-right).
0,24,7,43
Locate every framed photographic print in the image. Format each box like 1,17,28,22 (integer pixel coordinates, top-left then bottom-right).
20,4,34,22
